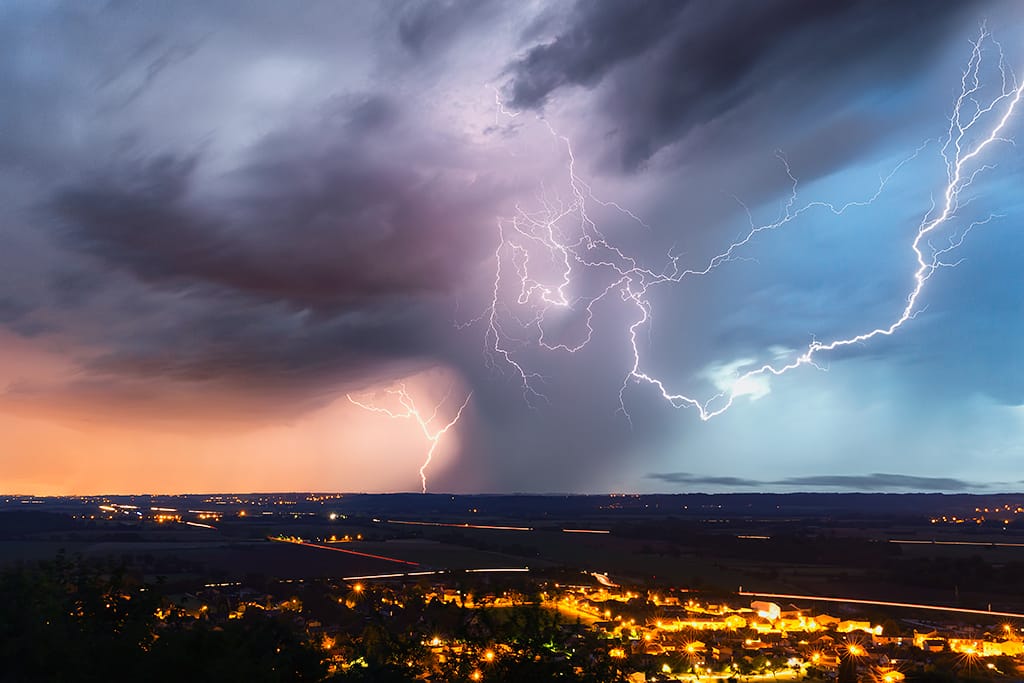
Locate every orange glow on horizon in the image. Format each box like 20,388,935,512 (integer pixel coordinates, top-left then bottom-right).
0,358,471,494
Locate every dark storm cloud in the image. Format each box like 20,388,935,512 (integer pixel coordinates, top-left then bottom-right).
777,473,981,491
505,0,684,108
648,472,982,491
82,297,435,387
0,298,33,326
51,96,498,312
38,89,512,400
646,472,762,487
506,0,984,169
0,297,48,337
397,0,500,56
0,1,544,453
49,268,107,309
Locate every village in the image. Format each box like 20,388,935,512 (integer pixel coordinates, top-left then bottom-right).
164,573,1024,681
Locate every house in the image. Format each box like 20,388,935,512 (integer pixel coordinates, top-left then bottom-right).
752,601,782,621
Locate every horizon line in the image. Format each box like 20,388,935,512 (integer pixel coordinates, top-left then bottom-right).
3,489,1023,498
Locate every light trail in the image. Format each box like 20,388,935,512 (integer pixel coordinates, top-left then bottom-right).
387,519,534,531
340,567,529,581
184,521,216,530
341,570,443,581
269,535,420,566
465,567,530,573
348,383,472,493
890,539,1024,548
738,590,1024,619
477,27,1021,421
387,520,612,533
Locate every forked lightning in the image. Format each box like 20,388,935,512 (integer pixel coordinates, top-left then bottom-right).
476,26,1021,423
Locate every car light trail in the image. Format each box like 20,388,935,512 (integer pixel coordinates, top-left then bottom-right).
387,519,534,531
341,567,529,580
269,536,420,566
563,528,611,534
739,590,1024,619
184,521,216,529
341,570,443,581
890,539,1024,548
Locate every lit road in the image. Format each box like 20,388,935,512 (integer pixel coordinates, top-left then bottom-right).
663,672,801,682
342,567,530,581
383,519,610,534
699,672,801,682
739,590,1024,619
270,536,540,576
545,600,601,625
890,539,1024,548
386,519,533,531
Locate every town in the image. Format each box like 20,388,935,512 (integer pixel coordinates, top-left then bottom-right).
4,492,1024,681
189,573,1024,681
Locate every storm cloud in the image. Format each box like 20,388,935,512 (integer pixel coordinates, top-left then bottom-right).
505,0,986,170
0,0,1021,494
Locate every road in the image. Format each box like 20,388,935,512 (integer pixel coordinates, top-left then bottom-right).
739,590,1024,619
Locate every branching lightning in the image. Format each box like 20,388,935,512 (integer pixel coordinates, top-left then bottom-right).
348,384,472,493
477,26,1021,422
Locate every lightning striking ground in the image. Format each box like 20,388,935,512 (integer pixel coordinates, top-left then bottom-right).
478,27,1021,422
348,385,472,493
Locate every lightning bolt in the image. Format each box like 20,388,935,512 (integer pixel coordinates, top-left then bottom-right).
347,384,472,493
476,26,1021,422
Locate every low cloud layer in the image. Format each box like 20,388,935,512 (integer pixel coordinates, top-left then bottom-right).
648,472,984,492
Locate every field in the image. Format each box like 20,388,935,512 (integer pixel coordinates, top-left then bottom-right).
3,492,1024,618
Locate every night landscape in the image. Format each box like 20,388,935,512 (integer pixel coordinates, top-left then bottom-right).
2,2,1024,682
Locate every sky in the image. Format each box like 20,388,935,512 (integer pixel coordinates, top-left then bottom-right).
1,0,1023,495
